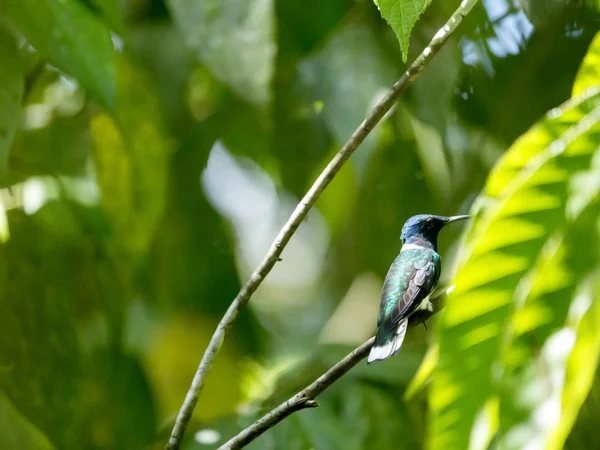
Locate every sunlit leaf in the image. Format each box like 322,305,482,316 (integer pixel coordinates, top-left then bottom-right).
166,0,275,107
428,89,600,450
498,194,600,450
0,21,23,179
548,276,600,449
372,0,433,62
573,31,600,97
0,391,55,450
462,88,600,253
3,0,117,109
144,315,242,423
404,344,438,400
0,199,8,243
484,88,600,202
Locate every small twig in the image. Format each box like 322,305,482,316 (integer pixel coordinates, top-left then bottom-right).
165,1,479,447
218,288,451,450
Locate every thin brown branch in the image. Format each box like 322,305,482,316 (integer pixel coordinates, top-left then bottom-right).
165,0,479,447
218,287,451,450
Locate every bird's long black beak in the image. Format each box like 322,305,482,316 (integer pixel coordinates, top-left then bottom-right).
445,215,470,223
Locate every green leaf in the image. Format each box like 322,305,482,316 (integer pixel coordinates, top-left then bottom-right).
91,56,172,262
89,0,126,34
0,21,23,179
9,112,91,186
428,88,600,450
406,108,452,203
372,0,433,62
0,208,86,447
490,42,600,447
585,0,600,13
497,195,600,449
548,277,600,449
0,390,55,450
339,382,422,450
3,0,117,109
573,31,600,97
166,0,275,107
404,344,437,400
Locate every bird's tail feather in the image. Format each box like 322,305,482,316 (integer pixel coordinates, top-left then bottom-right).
367,318,408,363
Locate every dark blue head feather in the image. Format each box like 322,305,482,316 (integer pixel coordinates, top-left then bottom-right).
400,214,470,247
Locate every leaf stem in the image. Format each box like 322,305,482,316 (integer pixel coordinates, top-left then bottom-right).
165,1,479,448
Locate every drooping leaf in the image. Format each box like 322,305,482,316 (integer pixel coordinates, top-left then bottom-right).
428,89,600,450
166,0,276,108
573,31,600,97
406,108,452,203
372,0,433,62
3,0,117,109
0,21,24,179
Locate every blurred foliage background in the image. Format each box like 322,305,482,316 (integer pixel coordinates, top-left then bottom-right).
1,0,600,449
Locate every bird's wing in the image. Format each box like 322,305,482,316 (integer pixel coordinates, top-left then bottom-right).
378,254,439,336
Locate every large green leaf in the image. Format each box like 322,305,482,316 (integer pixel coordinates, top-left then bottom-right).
497,194,600,450
166,0,275,108
548,276,600,449
573,31,600,97
372,0,433,62
0,21,23,179
428,88,600,450
2,0,116,109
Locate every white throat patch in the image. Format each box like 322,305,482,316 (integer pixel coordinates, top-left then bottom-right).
401,243,424,251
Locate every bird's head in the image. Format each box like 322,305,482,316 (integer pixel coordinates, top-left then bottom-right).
400,214,470,246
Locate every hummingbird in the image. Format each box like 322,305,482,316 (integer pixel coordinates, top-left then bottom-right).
367,214,470,364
